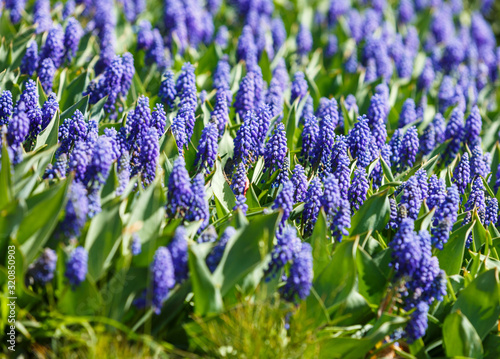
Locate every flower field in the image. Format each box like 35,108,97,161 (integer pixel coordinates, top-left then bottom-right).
2,0,500,357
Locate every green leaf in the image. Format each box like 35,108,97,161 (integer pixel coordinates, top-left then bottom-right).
349,189,390,236
310,239,357,311
17,180,69,264
356,247,387,305
443,311,484,358
60,95,89,120
215,212,279,295
88,95,108,124
85,202,123,281
452,268,500,339
0,139,13,209
318,315,406,359
34,111,60,151
211,161,236,213
59,71,89,110
189,244,223,315
437,221,475,276
308,210,331,279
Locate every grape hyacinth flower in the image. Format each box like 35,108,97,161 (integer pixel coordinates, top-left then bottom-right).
234,72,255,119
280,242,313,302
65,246,88,288
7,102,29,148
485,198,498,228
452,153,470,195
137,20,154,50
432,185,459,249
149,246,175,314
187,174,210,231
64,17,84,63
272,179,294,232
464,106,482,148
263,123,287,175
139,128,159,186
291,164,307,203
233,112,256,164
470,146,488,179
267,225,301,278
21,42,39,77
41,24,65,68
331,198,351,242
41,93,59,130
400,126,419,170
290,72,308,104
167,157,193,217
348,168,369,212
131,234,142,256
159,70,177,109
168,226,189,282
427,175,446,210
38,58,56,93
390,218,422,278
321,174,341,219
398,99,417,128
401,176,423,220
26,248,57,286
302,177,323,237
301,115,319,164
296,25,312,58
195,122,218,173
0,90,13,126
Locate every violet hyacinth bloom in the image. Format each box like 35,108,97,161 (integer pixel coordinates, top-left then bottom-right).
272,179,295,232
41,93,59,130
280,242,313,302
296,25,312,57
301,115,319,164
443,108,465,164
167,157,194,218
7,102,29,148
149,246,175,314
291,164,307,203
390,218,422,278
400,176,423,220
26,248,57,286
234,72,255,119
263,122,287,175
484,197,498,228
432,185,459,249
316,115,336,171
348,168,369,212
331,198,351,241
427,175,446,210
233,112,256,164
65,246,88,288
463,106,482,148
195,122,218,172
39,58,56,93
0,90,13,126
41,24,65,68
64,17,84,63
290,72,308,104
398,99,417,128
302,177,323,237
266,225,301,278
400,126,419,170
139,128,159,186
168,226,189,282
211,90,230,136
321,174,341,219
137,20,154,50
159,70,177,109
34,0,51,34
21,42,39,77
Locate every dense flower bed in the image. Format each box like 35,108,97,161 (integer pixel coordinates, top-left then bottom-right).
1,0,500,357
